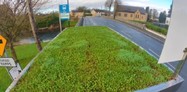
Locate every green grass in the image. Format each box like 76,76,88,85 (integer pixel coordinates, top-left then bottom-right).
62,20,78,27
0,42,48,92
12,26,172,91
133,21,168,35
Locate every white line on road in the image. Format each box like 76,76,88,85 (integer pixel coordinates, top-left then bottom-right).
125,33,133,39
166,63,176,71
148,49,160,58
148,49,176,70
109,24,116,28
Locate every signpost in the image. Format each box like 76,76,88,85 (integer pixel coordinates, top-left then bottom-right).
59,3,70,31
158,0,187,78
0,58,16,67
0,35,7,56
0,35,20,80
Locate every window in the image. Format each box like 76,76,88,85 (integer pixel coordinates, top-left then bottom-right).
136,15,139,18
124,14,127,17
118,13,121,16
131,14,133,17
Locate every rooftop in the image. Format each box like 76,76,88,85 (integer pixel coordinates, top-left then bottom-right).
117,5,146,14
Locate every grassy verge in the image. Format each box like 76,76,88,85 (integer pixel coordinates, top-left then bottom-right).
12,26,172,91
133,21,168,35
62,20,77,27
0,42,48,92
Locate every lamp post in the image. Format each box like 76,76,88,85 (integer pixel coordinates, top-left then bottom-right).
67,0,70,27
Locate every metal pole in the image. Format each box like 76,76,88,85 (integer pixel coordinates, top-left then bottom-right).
172,48,187,79
4,50,14,80
59,12,62,31
67,0,70,27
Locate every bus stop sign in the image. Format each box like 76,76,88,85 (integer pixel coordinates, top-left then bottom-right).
59,4,70,20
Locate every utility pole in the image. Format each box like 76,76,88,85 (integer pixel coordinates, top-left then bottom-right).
26,0,42,51
67,0,70,27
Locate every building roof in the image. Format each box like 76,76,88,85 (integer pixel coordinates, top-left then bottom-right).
71,10,83,13
92,9,113,14
117,5,146,14
93,9,107,12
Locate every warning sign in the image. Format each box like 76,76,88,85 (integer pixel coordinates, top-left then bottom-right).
0,35,7,57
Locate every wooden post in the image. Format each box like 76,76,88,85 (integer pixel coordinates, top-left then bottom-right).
67,0,70,27
26,0,42,51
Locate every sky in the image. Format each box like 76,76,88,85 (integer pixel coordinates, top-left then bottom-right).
39,0,172,13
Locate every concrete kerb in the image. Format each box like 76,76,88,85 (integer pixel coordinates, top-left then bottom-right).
5,28,68,92
76,17,84,27
108,27,184,92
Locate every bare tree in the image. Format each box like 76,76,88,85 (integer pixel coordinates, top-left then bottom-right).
0,0,48,62
105,0,113,16
113,0,122,19
0,0,29,63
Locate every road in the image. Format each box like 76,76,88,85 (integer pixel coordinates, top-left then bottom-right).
83,17,186,92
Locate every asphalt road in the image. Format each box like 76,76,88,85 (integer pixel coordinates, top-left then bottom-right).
83,16,186,92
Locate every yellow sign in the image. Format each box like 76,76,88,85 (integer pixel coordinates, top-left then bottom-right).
0,35,7,57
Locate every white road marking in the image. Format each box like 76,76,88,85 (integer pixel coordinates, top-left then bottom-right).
148,49,176,70
125,33,133,39
148,49,160,58
166,63,176,70
109,24,116,28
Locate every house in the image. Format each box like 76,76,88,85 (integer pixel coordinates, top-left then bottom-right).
165,17,171,25
116,5,147,22
70,10,84,19
91,9,109,16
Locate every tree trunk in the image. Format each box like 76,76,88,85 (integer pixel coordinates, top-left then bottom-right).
10,42,18,63
113,0,117,19
26,0,42,51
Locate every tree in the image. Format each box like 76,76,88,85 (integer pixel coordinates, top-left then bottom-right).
27,0,42,51
105,0,113,16
113,0,122,19
146,6,150,21
159,11,167,23
0,1,29,63
168,2,173,17
76,6,87,12
0,0,47,63
152,9,158,20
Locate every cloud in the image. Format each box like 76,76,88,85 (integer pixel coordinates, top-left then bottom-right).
39,0,170,13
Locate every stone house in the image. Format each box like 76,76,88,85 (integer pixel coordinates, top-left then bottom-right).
116,5,147,22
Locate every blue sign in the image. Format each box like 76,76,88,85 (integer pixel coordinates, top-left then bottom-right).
59,4,70,13
59,4,70,21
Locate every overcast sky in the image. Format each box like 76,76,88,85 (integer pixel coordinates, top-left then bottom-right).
39,0,172,13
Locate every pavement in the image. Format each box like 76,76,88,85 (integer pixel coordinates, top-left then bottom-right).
83,16,186,92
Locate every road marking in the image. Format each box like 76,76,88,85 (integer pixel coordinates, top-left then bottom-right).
108,27,176,71
125,33,133,39
166,63,176,71
109,24,116,28
148,49,160,58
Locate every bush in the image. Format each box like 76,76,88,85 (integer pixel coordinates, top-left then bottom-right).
36,13,59,28
62,20,78,27
146,22,168,35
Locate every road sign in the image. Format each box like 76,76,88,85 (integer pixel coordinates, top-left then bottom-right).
0,35,7,57
158,0,187,63
59,4,70,20
0,58,16,67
